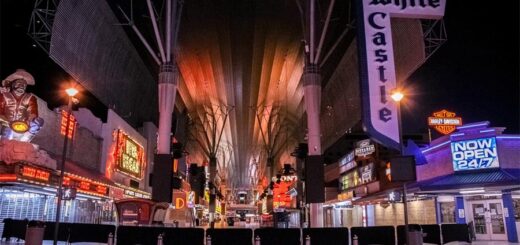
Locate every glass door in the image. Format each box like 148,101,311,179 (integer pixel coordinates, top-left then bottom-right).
469,200,507,241
488,202,507,240
472,203,487,239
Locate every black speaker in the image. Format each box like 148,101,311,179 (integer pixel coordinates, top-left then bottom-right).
152,154,173,202
172,176,182,189
305,155,324,203
389,155,417,182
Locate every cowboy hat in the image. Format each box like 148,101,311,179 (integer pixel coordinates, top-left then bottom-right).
2,69,35,87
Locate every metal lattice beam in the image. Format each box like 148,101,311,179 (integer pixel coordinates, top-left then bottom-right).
28,0,59,53
422,19,448,60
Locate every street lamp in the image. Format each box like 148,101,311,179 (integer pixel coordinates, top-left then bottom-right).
53,87,78,245
391,89,410,244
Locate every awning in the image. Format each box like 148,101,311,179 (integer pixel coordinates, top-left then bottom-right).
411,168,520,192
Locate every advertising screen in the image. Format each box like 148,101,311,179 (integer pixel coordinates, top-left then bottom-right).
451,137,499,171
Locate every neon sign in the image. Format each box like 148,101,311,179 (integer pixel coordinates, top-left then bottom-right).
428,110,462,135
451,137,499,171
357,0,446,150
60,110,76,139
114,130,145,179
21,166,50,183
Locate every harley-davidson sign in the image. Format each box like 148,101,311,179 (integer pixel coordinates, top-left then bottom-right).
428,110,462,135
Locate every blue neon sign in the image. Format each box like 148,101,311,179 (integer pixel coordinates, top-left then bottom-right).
451,137,499,171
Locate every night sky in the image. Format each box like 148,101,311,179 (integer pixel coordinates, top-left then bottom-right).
0,0,518,137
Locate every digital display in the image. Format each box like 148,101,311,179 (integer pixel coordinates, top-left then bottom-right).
115,130,145,178
451,137,499,171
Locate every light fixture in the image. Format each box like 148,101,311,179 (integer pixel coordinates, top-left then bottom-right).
391,90,404,102
65,87,79,97
460,188,485,194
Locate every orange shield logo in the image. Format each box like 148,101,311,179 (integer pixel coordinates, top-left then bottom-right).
428,110,462,135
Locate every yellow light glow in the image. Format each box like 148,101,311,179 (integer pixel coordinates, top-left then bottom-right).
10,121,29,133
65,88,79,97
391,91,404,102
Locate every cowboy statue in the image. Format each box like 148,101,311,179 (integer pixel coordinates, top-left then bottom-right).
0,69,44,142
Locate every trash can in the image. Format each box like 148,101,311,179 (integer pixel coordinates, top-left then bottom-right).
25,220,45,245
407,230,423,245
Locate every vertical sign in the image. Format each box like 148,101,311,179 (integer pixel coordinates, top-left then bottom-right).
60,110,76,139
356,0,446,150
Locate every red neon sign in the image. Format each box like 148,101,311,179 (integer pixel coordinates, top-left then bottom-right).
0,174,17,182
21,166,50,182
60,110,76,139
113,130,145,179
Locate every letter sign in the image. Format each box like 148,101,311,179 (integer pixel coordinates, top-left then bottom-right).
356,0,446,150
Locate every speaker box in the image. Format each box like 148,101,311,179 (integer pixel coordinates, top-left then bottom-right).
389,155,417,182
305,155,324,203
152,154,173,202
172,176,182,189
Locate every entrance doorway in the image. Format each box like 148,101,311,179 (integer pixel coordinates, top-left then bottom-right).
468,199,507,241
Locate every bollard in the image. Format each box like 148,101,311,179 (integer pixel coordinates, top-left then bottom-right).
352,235,358,245
254,235,261,245
206,235,212,245
305,235,311,245
157,233,164,245
107,232,114,245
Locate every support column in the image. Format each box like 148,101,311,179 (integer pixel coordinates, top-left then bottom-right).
303,64,323,227
209,155,217,228
435,197,442,224
455,196,466,224
502,191,519,243
157,63,178,154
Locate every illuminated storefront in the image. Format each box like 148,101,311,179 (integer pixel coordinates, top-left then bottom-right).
414,122,520,242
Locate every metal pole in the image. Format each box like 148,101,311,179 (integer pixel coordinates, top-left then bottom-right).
53,96,72,245
397,101,410,245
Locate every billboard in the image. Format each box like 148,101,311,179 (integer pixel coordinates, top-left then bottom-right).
451,137,499,171
356,0,446,150
115,130,145,179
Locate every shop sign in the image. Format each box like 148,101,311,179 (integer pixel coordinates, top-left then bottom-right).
451,137,499,171
357,0,446,150
428,109,462,135
355,140,375,157
187,191,195,208
271,175,297,183
359,163,376,184
340,161,357,174
20,166,50,183
338,191,354,201
114,129,145,179
173,192,186,209
339,151,355,166
340,171,359,191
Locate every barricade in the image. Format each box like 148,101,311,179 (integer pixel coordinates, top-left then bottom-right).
2,218,28,241
42,221,70,242
302,227,349,245
351,226,395,245
254,227,301,245
68,223,116,243
396,224,422,245
116,226,164,245
206,228,253,245
161,227,204,245
441,223,471,244
420,224,441,244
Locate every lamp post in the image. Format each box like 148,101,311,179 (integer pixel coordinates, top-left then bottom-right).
53,87,78,245
391,90,410,245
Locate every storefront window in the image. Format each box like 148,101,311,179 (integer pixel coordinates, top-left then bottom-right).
440,202,456,223
513,198,520,222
